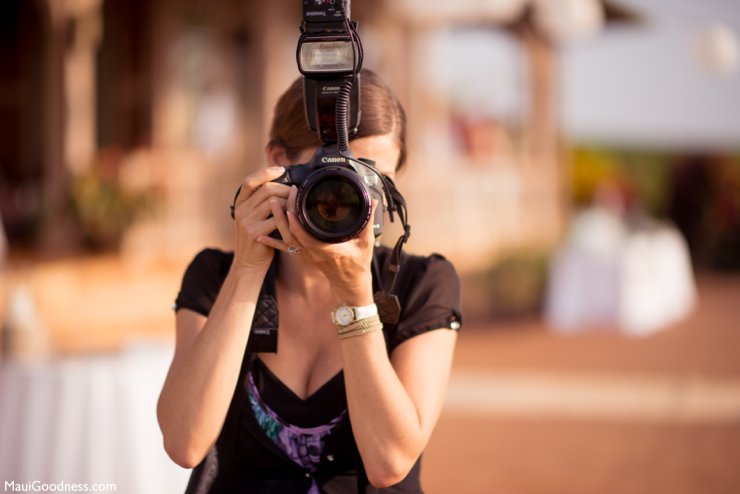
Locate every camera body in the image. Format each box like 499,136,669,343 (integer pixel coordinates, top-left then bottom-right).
274,145,384,243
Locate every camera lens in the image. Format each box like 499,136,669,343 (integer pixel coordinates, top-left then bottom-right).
298,167,371,243
306,177,358,226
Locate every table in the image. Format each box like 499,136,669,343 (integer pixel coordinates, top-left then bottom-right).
0,344,189,493
545,210,697,336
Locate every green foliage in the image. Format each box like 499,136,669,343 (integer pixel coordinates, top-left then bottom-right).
479,250,550,318
570,146,671,216
69,150,153,251
569,145,740,271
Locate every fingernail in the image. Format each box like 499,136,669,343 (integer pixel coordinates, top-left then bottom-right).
270,166,285,173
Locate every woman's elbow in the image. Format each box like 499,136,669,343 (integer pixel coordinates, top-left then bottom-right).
158,407,209,468
365,454,417,489
367,471,407,489
162,435,208,469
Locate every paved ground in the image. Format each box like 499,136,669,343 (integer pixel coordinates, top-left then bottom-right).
421,274,740,494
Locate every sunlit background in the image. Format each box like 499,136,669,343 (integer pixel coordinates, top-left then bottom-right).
1,0,739,493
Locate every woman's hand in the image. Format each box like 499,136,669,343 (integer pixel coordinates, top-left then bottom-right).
231,166,292,272
257,185,377,305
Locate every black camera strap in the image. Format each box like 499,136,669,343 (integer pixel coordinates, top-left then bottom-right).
373,176,411,325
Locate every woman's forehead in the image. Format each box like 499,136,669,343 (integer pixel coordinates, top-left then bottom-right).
349,134,400,176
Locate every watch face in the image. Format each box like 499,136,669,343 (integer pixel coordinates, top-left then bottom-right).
335,306,354,326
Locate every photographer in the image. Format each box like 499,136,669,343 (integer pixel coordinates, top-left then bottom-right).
157,69,462,493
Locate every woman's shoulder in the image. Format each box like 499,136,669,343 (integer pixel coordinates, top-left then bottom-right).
188,247,235,270
174,247,235,316
373,246,462,353
181,247,235,289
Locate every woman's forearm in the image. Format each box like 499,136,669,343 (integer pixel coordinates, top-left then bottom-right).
157,264,267,467
339,332,426,487
332,280,427,487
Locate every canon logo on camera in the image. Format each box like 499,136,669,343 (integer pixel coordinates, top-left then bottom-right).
321,157,346,163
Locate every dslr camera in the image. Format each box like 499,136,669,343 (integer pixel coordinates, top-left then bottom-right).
273,147,384,243
275,0,383,243
231,0,402,245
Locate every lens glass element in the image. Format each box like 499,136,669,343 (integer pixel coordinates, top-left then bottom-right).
304,176,363,235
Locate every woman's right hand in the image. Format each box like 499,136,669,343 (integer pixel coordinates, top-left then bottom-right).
231,166,291,271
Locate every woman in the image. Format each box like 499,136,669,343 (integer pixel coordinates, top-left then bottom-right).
157,70,462,493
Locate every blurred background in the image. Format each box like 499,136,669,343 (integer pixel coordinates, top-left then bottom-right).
1,0,739,492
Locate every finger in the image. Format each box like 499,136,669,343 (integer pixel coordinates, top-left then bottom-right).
286,209,315,247
234,194,287,223
256,234,290,253
238,217,277,240
360,199,380,243
235,183,291,218
241,197,287,223
286,185,298,215
370,198,379,217
242,182,292,210
270,199,297,247
256,234,283,251
237,166,286,203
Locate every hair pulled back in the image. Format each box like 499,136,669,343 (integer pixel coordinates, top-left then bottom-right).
268,69,407,171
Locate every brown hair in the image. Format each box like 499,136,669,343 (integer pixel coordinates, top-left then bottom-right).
268,69,407,171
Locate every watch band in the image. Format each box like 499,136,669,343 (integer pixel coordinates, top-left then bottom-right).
353,303,378,321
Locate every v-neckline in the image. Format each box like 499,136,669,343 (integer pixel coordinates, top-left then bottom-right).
253,356,344,404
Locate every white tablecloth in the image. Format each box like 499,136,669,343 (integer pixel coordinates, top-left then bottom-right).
545,212,696,336
0,344,189,493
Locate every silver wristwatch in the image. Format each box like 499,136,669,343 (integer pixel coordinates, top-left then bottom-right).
331,303,378,327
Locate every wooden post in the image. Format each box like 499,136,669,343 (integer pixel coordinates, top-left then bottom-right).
515,19,565,245
39,0,73,256
64,0,102,176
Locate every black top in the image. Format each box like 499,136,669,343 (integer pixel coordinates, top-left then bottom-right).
174,246,462,493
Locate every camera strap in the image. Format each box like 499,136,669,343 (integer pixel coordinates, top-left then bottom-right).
374,176,411,325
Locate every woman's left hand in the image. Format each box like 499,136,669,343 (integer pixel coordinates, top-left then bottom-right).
256,185,377,305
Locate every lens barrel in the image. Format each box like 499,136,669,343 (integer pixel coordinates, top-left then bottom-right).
295,166,372,243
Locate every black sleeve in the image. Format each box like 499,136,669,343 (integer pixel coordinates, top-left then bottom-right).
387,253,463,353
174,248,233,317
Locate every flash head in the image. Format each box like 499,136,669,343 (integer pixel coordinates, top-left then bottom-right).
296,0,362,145
298,38,355,74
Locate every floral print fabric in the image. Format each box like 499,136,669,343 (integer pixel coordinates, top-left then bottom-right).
247,370,347,493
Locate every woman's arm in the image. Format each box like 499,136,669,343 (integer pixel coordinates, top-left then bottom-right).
342,323,457,487
157,265,266,468
268,196,458,488
157,166,289,468
332,281,457,488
